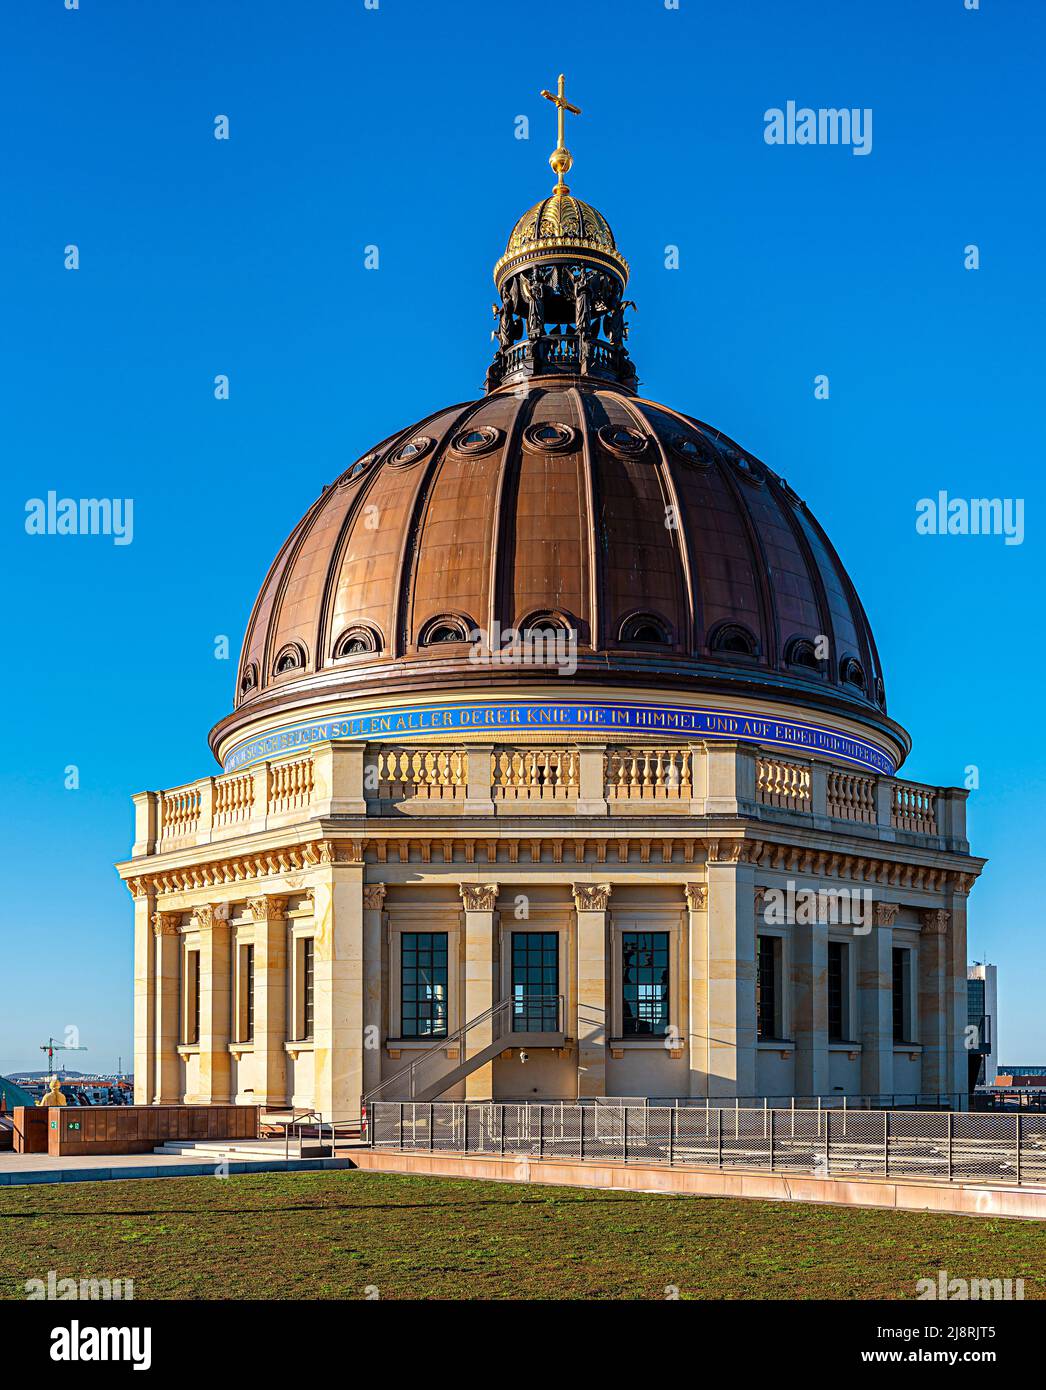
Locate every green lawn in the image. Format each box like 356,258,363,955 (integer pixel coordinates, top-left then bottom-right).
1,1169,1044,1300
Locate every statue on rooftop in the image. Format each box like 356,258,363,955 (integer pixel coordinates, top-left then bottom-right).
36,1076,67,1107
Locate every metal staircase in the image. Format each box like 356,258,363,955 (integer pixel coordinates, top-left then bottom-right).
362,994,564,1108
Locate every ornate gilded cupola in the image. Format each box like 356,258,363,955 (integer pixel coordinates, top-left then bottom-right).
486,75,637,393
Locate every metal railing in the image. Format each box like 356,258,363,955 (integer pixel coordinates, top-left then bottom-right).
369,1101,1046,1187
260,1111,363,1161
361,994,564,1108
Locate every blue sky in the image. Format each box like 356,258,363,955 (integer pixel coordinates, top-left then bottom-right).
1,0,1042,1073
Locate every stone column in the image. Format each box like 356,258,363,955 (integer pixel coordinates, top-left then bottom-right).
130,880,155,1106
362,884,386,1099
705,844,757,1097
460,883,499,1099
685,883,709,1097
311,843,366,1121
195,902,232,1103
152,912,182,1104
919,908,950,1099
247,894,289,1110
858,903,895,1099
573,884,611,1098
792,904,829,1099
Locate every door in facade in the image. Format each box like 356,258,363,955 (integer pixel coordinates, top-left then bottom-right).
511,932,559,1032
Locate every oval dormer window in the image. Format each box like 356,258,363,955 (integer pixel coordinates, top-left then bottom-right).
389,435,434,467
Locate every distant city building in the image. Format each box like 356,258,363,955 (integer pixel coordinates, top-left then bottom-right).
994,1065,1046,1090
967,962,998,1086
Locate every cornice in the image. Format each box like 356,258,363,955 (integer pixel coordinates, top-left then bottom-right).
121,830,984,905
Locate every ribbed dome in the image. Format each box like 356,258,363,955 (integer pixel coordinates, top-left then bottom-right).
493,190,629,294
506,194,618,256
212,380,897,760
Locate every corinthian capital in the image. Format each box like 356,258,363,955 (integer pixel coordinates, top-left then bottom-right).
920,908,951,935
192,901,230,931
363,884,387,911
152,911,181,936
684,883,708,912
247,895,287,922
875,902,899,928
572,883,612,912
459,883,499,912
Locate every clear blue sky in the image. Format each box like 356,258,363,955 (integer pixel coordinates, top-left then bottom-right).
1,0,1042,1074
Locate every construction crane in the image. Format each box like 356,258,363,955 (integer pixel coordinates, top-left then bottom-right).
39,1036,87,1076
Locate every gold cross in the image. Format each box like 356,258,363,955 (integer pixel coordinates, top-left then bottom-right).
540,73,581,194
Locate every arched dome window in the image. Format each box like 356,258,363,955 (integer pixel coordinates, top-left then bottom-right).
619,613,670,645
333,625,383,659
273,642,307,676
239,663,258,696
784,637,823,672
518,610,575,640
841,656,866,690
708,622,759,658
419,615,473,646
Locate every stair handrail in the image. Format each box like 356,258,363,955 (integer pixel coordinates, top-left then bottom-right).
361,993,563,1108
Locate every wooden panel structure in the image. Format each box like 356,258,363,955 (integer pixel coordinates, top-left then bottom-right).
45,1105,259,1157
12,1107,49,1154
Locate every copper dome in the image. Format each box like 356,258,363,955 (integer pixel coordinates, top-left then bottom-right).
211,379,900,761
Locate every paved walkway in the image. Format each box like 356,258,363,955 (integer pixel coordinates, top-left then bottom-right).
0,1142,355,1187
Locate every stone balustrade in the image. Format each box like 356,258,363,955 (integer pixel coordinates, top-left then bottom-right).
492,747,578,802
755,756,811,812
606,748,691,802
132,739,966,855
372,747,469,803
826,768,877,824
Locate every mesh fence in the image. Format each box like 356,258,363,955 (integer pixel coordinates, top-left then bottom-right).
369,1101,1045,1186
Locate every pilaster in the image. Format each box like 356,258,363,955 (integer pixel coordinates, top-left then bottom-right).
460,883,499,1097
152,912,181,1104
362,884,386,1097
792,908,829,1098
195,902,232,1103
919,908,951,1097
573,883,611,1097
311,847,366,1120
859,902,895,1098
946,892,970,1102
685,882,709,1097
705,847,757,1097
247,894,290,1109
131,880,155,1105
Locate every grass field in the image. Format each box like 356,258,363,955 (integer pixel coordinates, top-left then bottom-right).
1,1169,1044,1300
